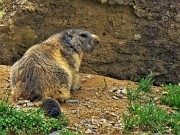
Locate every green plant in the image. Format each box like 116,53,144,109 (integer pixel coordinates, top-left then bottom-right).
123,76,180,134
127,87,141,102
0,100,68,135
138,74,154,93
127,75,154,102
160,84,180,110
59,128,79,135
0,1,5,19
168,112,180,134
123,102,169,133
122,113,138,131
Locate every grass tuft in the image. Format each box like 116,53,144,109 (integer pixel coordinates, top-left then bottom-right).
160,84,180,110
123,75,180,134
127,74,154,102
59,128,79,135
138,74,154,93
123,102,169,133
0,99,68,135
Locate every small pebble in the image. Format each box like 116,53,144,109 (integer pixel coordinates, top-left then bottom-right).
49,131,59,135
154,97,159,101
65,99,79,103
120,88,127,95
86,75,93,79
100,118,107,123
134,34,141,40
16,105,21,110
112,96,119,100
81,78,87,82
24,100,30,103
109,87,117,92
116,93,124,98
17,100,25,105
26,102,34,107
162,91,168,95
100,0,107,4
85,128,93,134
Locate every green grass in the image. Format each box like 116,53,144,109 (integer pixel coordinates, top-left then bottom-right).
0,1,5,19
0,10,5,19
59,129,79,135
123,75,180,134
0,99,69,135
127,74,154,102
160,84,180,110
123,102,169,133
138,74,154,93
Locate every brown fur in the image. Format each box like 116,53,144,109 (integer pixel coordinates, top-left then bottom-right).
10,29,100,102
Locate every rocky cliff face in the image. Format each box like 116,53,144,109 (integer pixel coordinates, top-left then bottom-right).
0,0,179,85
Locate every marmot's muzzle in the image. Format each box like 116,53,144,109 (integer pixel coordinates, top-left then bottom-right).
92,34,100,46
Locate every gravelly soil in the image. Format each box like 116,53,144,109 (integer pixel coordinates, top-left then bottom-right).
0,65,163,135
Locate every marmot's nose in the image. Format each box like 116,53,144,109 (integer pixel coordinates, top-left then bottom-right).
92,34,100,46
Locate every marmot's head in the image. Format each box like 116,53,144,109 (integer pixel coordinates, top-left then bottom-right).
61,29,100,53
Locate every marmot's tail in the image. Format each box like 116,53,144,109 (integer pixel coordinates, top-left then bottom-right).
41,97,61,118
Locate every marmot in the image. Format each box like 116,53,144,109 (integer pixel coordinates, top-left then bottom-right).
10,29,100,113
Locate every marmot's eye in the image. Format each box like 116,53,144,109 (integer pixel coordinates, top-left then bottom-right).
80,33,87,38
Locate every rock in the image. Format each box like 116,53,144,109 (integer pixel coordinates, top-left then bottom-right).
26,102,34,107
24,100,30,103
92,119,99,126
99,0,107,4
100,118,107,123
162,91,168,95
109,87,117,92
109,112,118,118
109,121,115,126
116,93,124,98
17,100,25,105
175,13,180,22
86,75,93,79
85,123,94,128
154,97,159,102
65,99,80,103
81,78,87,82
85,128,93,134
134,34,141,40
49,131,59,135
16,105,21,110
120,88,127,95
112,96,119,100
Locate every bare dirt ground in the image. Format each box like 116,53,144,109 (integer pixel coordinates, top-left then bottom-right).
0,65,159,135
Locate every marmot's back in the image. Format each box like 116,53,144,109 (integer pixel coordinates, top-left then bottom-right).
10,29,100,102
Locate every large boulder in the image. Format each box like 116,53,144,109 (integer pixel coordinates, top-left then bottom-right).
0,0,179,85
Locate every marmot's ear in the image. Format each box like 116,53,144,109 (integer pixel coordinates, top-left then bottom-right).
62,32,73,45
61,32,78,53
